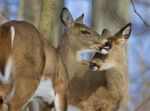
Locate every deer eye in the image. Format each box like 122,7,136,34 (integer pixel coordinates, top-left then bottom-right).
104,41,112,49
99,41,112,55
80,30,91,35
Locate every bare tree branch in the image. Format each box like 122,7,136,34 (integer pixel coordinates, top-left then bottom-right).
130,0,150,28
135,96,150,111
0,12,9,20
136,0,150,7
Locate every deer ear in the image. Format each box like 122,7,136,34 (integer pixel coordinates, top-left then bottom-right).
75,14,84,24
115,23,132,44
102,29,111,38
60,8,74,28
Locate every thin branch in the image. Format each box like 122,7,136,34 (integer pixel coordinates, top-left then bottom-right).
0,12,9,20
135,96,150,111
130,0,150,28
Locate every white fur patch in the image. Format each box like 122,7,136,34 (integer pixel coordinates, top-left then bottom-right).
0,56,13,84
10,26,15,47
67,105,81,111
99,48,109,54
54,93,61,111
103,46,110,49
93,66,98,71
4,56,13,84
33,76,55,104
122,26,130,37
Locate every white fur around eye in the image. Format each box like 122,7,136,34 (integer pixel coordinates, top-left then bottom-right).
100,48,109,54
104,46,110,49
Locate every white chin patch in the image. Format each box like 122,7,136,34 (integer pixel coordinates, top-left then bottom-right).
93,66,99,71
100,48,109,54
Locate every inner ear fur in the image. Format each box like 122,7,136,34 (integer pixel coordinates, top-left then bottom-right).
60,7,74,28
115,23,132,40
102,29,111,38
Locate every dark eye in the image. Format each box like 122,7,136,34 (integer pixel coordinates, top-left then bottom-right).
104,41,112,49
81,30,91,35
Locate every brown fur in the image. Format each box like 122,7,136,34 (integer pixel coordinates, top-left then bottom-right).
0,21,68,111
79,25,131,111
59,23,131,111
0,25,11,76
31,8,105,111
18,8,130,111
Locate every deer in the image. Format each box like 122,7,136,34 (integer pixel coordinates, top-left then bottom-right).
0,20,70,111
26,8,131,111
57,21,131,111
77,23,131,111
22,7,107,111
0,8,104,111
55,6,131,111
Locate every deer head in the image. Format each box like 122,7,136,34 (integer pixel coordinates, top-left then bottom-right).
90,23,132,71
59,8,103,63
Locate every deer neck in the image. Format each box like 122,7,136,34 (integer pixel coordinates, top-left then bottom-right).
57,35,89,80
105,57,129,104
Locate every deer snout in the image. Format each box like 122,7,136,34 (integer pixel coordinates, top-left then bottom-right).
89,61,100,71
89,44,102,51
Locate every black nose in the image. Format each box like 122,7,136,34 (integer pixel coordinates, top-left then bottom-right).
89,62,100,69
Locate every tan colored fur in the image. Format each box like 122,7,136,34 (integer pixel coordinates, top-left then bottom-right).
31,8,106,111
59,23,131,111
35,9,130,111
78,25,131,111
0,21,68,111
36,10,131,111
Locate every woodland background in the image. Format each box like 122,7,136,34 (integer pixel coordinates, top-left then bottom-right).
0,0,150,111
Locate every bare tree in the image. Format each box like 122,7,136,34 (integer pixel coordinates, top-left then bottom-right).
50,1,63,48
17,0,25,20
0,12,9,24
92,0,129,34
24,0,41,26
38,0,63,47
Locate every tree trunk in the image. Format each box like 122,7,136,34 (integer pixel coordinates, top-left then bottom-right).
92,0,129,34
50,1,63,48
24,0,41,27
38,0,62,47
17,0,25,20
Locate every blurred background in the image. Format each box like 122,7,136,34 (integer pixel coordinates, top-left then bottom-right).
0,0,150,111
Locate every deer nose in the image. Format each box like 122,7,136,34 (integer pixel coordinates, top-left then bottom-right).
89,62,100,71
